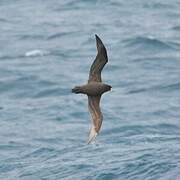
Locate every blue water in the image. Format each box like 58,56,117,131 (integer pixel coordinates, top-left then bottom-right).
0,0,180,179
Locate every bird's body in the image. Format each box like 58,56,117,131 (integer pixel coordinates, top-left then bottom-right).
72,35,111,144
72,82,111,96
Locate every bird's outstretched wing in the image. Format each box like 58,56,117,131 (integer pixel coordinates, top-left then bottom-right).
88,35,108,83
87,96,103,144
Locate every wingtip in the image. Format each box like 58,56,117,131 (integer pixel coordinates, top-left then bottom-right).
87,126,98,144
95,34,106,53
95,34,103,45
95,34,99,39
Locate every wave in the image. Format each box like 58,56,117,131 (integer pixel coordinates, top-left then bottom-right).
123,36,179,51
166,41,180,49
47,32,73,40
25,50,49,57
143,2,173,9
127,88,148,94
161,82,180,91
104,123,180,136
127,82,180,94
0,50,50,60
0,18,9,22
0,54,24,60
172,25,180,31
19,34,46,40
132,56,180,63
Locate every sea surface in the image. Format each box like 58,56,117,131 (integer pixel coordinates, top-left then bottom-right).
0,0,180,179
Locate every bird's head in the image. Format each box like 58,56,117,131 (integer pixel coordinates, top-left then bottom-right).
105,84,112,92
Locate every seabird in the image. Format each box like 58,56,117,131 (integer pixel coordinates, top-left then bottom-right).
72,35,111,144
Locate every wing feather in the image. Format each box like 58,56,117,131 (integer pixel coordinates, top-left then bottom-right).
88,35,108,82
87,96,103,143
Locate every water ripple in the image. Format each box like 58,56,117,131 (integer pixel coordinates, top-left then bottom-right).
0,0,180,179
123,36,178,51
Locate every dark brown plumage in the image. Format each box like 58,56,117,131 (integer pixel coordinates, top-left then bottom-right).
72,35,111,143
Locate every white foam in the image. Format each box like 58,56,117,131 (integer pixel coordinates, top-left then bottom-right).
147,35,155,40
25,50,49,57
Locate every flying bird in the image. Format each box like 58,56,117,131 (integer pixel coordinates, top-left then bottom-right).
72,35,111,144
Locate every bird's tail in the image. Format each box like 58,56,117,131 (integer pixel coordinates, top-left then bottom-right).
87,126,98,144
72,86,83,94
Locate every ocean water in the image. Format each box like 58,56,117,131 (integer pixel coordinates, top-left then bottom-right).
0,0,180,179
